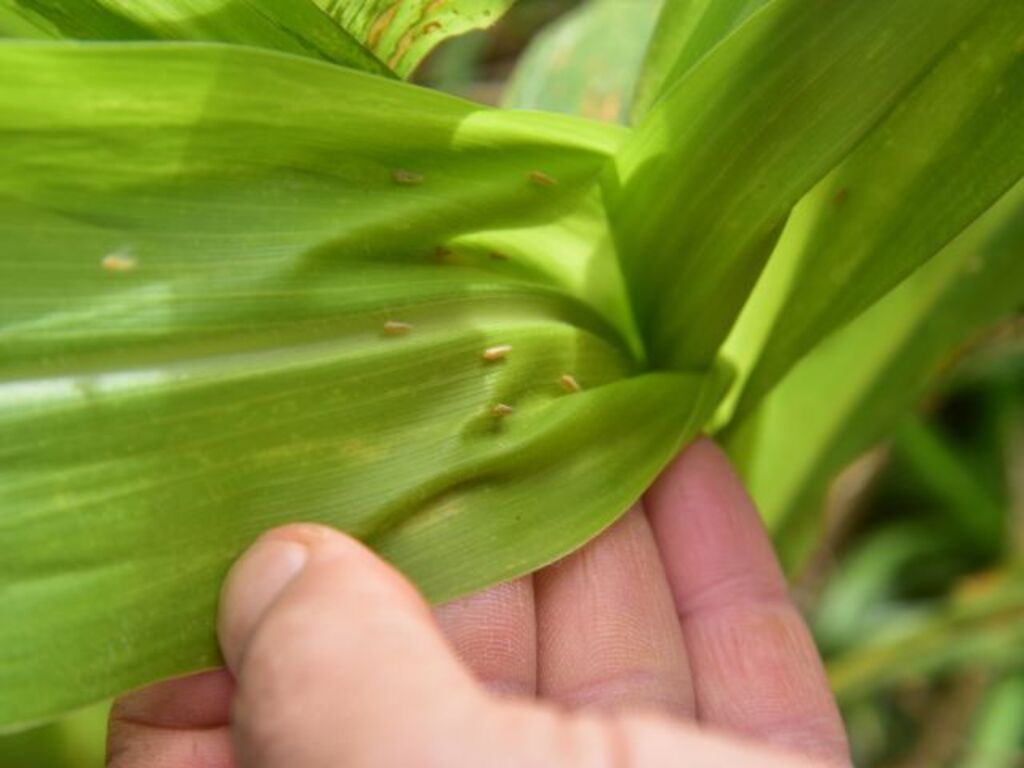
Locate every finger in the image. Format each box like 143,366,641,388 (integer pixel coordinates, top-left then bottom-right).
646,439,850,765
218,524,498,768
434,576,537,697
534,507,695,717
106,669,234,768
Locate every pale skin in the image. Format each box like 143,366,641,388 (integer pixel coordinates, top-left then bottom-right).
106,439,852,767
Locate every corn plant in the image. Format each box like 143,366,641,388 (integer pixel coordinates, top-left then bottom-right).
0,0,1021,735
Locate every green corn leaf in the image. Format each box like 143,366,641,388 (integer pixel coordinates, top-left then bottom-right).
314,0,517,77
631,0,769,121
0,704,106,768
503,0,663,125
724,180,1024,566
610,0,995,372
735,1,1024,416
0,41,728,729
0,0,390,73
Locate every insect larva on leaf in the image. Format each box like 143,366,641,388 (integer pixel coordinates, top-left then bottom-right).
391,169,424,186
559,374,582,393
482,345,513,362
101,253,137,273
528,170,557,188
492,403,514,418
383,320,413,336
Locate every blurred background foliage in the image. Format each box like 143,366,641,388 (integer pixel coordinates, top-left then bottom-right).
2,1,1020,766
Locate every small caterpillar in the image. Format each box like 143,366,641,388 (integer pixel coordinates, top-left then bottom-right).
560,374,582,393
101,253,138,273
528,170,557,188
383,320,414,336
482,345,513,362
391,169,424,186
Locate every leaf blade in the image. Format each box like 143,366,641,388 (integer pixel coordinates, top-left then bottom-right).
735,1,1024,415
315,0,517,77
0,41,725,729
0,0,390,73
611,0,995,371
724,181,1024,563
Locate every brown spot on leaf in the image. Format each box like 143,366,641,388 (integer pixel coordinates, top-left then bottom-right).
368,4,398,50
529,170,557,188
392,169,424,186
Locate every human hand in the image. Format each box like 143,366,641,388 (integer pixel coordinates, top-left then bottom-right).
107,439,850,767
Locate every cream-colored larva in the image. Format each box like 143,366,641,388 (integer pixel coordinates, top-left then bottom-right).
482,345,513,362
492,403,514,418
391,169,424,186
383,320,414,336
528,170,557,188
101,253,138,273
559,374,582,393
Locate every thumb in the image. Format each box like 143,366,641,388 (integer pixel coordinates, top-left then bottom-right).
217,524,487,768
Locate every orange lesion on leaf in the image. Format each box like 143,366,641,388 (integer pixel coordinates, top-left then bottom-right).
389,0,449,71
389,27,418,70
368,3,398,51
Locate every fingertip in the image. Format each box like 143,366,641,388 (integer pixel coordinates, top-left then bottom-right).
668,436,743,491
222,526,481,766
218,531,310,673
218,524,408,673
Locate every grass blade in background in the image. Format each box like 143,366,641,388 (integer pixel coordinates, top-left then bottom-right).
610,0,990,371
962,675,1024,767
0,0,390,73
503,0,663,124
829,566,1024,705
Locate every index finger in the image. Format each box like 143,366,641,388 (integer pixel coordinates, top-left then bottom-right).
645,439,850,766
106,669,235,768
